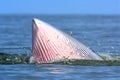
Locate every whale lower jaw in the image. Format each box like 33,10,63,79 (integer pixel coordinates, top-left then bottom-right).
32,18,103,64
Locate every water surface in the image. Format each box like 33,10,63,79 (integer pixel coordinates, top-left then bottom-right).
0,15,120,80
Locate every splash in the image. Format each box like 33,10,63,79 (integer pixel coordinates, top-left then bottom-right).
0,52,30,64
52,55,120,66
0,52,120,66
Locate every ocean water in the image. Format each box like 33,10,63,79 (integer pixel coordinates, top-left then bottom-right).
0,15,120,80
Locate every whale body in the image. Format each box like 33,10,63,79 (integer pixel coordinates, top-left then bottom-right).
31,18,103,64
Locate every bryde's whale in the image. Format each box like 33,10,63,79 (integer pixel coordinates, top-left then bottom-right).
30,18,103,64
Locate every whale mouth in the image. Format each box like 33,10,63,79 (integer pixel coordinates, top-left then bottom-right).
32,18,103,64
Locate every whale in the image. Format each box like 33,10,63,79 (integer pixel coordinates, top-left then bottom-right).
30,18,103,64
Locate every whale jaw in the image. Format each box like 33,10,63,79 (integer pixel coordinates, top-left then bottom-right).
31,18,103,64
